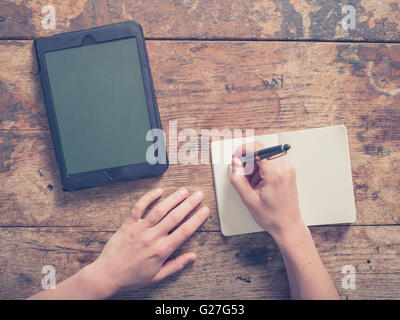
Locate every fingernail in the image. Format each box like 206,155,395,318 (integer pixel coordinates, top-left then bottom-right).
190,253,197,261
155,188,163,194
202,206,209,215
180,188,189,196
232,157,241,167
193,191,204,200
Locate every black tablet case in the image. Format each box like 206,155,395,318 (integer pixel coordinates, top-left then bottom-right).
34,21,168,191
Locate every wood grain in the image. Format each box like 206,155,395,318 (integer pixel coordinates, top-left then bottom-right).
1,226,399,299
1,0,400,41
0,2,399,299
0,40,399,227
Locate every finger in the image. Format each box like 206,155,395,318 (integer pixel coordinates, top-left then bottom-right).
250,169,261,187
167,206,209,250
233,141,264,158
230,158,259,208
233,142,263,176
257,156,286,179
230,156,254,192
152,252,197,283
130,188,163,221
246,161,260,183
144,188,189,226
155,191,204,235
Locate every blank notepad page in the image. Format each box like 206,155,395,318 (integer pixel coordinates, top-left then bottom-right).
211,125,356,236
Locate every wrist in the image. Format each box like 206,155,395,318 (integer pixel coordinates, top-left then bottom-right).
270,222,310,250
78,260,119,299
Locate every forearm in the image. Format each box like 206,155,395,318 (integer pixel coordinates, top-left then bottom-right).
274,225,339,300
27,263,114,300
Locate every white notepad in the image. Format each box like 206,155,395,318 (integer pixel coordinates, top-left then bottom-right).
211,125,357,236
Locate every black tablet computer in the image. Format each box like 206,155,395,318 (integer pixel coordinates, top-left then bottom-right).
34,21,168,191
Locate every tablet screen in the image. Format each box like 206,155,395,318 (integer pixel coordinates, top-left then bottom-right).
45,37,153,175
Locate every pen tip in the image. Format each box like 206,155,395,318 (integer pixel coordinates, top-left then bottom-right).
283,144,291,151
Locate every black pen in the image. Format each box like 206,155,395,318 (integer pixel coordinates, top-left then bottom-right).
239,144,291,163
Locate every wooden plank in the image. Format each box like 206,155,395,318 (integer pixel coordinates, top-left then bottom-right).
1,0,400,41
0,40,399,227
0,226,399,299
0,130,219,229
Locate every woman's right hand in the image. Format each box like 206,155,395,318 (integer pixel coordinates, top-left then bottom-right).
230,141,308,246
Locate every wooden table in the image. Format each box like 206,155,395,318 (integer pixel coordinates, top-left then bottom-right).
1,0,399,299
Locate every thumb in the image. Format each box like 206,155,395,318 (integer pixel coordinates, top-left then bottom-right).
230,158,255,203
152,252,196,283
